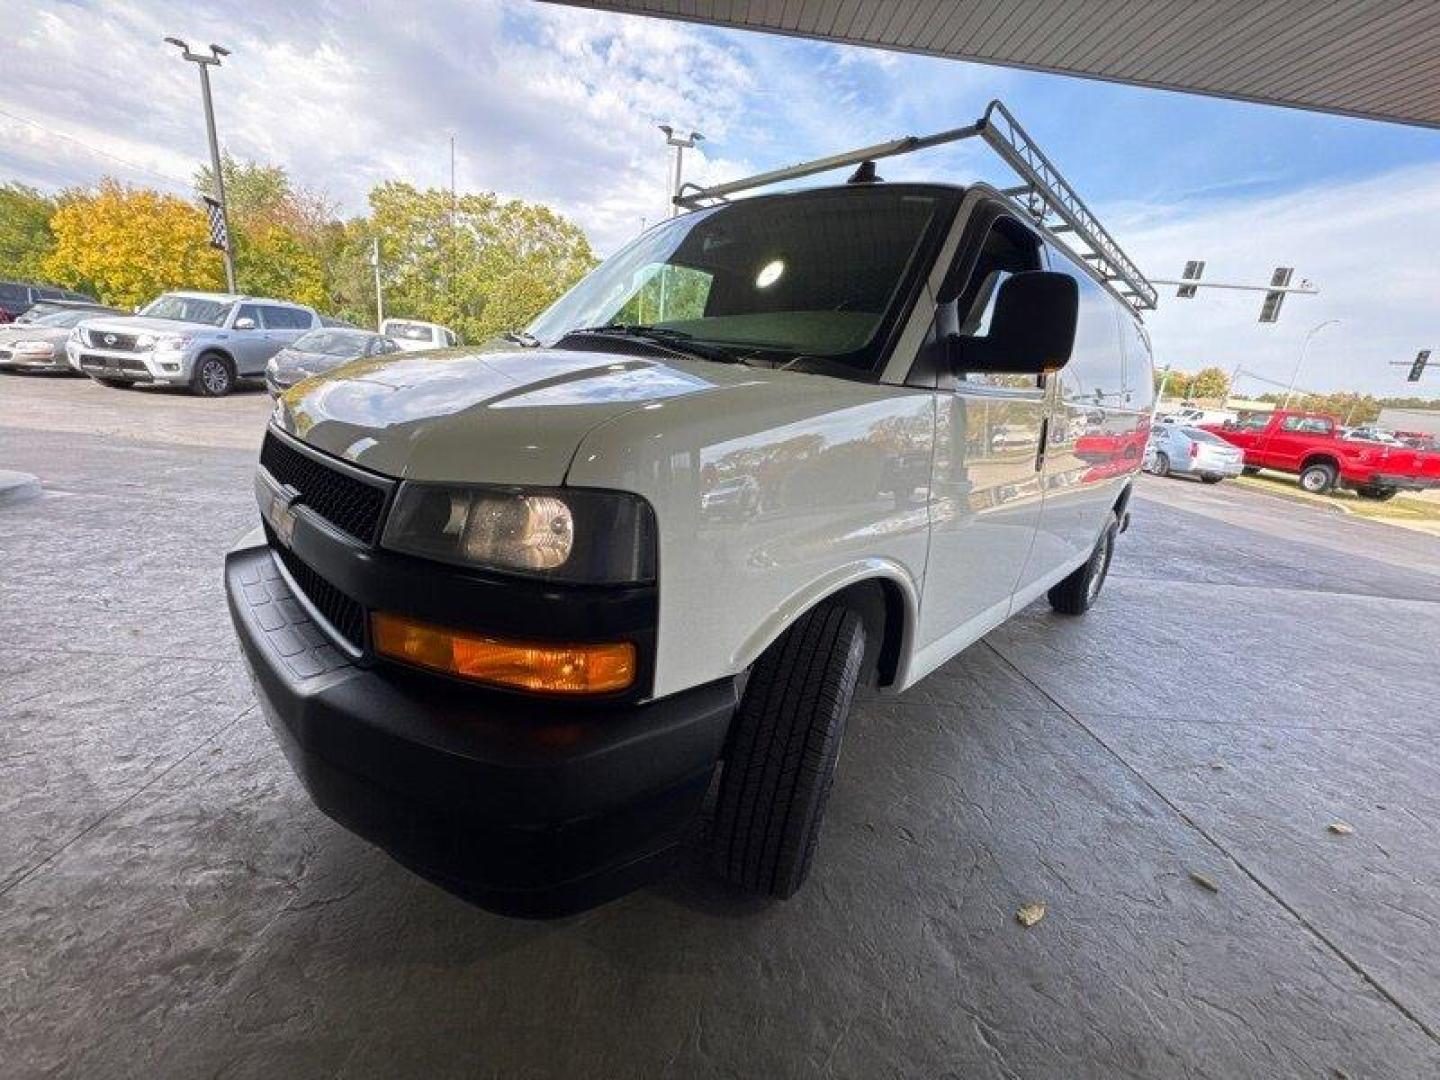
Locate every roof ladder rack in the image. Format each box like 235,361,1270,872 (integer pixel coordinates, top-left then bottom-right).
674,99,1157,312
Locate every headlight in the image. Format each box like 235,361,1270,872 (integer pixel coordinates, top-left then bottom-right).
154,334,190,350
68,327,82,342
382,484,656,584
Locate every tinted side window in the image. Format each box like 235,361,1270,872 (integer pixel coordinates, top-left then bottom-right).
1054,258,1124,407
261,305,311,330
235,303,262,328
1119,314,1155,410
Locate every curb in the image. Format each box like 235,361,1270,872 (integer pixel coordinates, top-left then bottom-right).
0,470,42,507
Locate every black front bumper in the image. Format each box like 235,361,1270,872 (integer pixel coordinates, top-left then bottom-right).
226,543,736,917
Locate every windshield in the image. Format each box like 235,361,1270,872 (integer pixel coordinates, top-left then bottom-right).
527,185,956,373
385,321,435,341
30,310,93,328
292,329,372,357
140,294,232,326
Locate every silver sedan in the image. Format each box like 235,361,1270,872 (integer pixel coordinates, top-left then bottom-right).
1144,425,1245,484
0,308,120,374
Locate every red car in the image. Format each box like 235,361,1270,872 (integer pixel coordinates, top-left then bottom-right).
1205,410,1440,500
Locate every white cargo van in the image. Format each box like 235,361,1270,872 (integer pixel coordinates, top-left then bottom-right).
380,317,459,352
227,102,1156,916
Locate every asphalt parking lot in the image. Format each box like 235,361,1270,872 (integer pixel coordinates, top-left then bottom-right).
3,374,1440,1078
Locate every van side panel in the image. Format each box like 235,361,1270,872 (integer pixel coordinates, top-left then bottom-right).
567,378,935,700
1019,243,1152,581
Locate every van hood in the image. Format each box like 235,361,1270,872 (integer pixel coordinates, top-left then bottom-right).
271,345,754,486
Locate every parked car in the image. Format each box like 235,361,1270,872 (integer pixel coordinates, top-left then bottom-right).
13,298,121,325
0,281,99,323
1144,425,1244,483
1207,409,1440,499
0,307,122,374
69,291,320,396
380,317,459,351
266,328,401,395
1158,406,1237,426
226,176,1153,917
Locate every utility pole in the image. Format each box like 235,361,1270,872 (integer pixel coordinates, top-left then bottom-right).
1284,319,1340,409
659,125,702,217
371,237,384,329
449,134,457,304
165,37,236,292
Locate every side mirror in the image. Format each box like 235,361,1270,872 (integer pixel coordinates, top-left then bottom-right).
945,271,1078,375
234,317,257,330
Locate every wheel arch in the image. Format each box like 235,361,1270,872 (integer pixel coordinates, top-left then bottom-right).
1299,453,1340,474
730,561,919,690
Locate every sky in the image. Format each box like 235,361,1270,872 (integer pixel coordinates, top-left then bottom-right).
2,0,1438,399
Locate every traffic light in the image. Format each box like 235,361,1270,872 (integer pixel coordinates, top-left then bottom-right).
1176,260,1205,298
1258,267,1293,323
1408,349,1431,382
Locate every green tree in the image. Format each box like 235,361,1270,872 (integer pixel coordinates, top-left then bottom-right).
44,180,224,308
0,183,58,282
1185,366,1231,401
366,181,595,342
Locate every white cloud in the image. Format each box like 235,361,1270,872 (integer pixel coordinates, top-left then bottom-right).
1109,163,1440,397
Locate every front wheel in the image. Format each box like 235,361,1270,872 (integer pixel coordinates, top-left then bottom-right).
1299,462,1337,495
1049,518,1118,616
711,603,866,899
1153,452,1171,478
191,353,235,397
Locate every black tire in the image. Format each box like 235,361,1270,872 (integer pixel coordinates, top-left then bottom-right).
1242,466,1260,476
711,603,866,899
1298,462,1337,495
192,352,235,397
1201,475,1223,485
1356,487,1397,502
1153,452,1171,478
1048,518,1118,616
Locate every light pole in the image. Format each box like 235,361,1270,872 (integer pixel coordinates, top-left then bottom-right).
1283,319,1340,409
659,125,702,218
166,37,236,292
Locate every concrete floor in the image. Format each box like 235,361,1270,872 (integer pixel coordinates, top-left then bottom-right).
2,374,1439,1078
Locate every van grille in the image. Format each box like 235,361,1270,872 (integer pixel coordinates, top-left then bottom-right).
259,432,389,545
85,328,140,351
269,533,366,649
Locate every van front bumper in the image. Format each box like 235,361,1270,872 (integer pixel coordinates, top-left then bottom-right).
225,541,736,918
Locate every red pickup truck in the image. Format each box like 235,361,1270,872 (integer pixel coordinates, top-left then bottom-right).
1204,410,1440,500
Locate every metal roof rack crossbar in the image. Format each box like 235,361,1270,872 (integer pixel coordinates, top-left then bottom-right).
674,99,1158,312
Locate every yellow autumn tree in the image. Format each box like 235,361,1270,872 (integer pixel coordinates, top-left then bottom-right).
45,180,225,309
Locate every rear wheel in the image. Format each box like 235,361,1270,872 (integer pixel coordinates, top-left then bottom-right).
1153,452,1171,478
1241,466,1261,476
192,353,235,397
1299,462,1337,494
1049,518,1118,616
711,603,866,899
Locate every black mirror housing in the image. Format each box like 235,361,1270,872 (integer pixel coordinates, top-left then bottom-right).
946,271,1079,375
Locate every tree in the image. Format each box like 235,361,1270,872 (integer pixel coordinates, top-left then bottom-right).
365,182,595,342
44,180,224,308
0,183,58,282
1185,366,1231,401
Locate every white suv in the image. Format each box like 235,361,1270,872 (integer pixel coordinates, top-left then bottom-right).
226,177,1153,916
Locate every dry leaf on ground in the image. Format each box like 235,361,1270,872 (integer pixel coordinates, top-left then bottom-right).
1328,821,1355,836
1016,902,1047,927
1190,870,1219,893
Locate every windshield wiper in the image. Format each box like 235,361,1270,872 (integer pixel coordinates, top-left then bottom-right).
567,324,753,365
502,329,541,347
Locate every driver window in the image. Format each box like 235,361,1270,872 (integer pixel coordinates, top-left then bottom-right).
938,216,1042,388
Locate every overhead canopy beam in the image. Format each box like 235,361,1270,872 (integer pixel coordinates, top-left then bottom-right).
543,1,1440,130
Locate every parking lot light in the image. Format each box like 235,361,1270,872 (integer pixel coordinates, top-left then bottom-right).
166,36,237,292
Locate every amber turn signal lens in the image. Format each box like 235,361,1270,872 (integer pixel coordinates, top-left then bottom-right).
371,612,636,694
